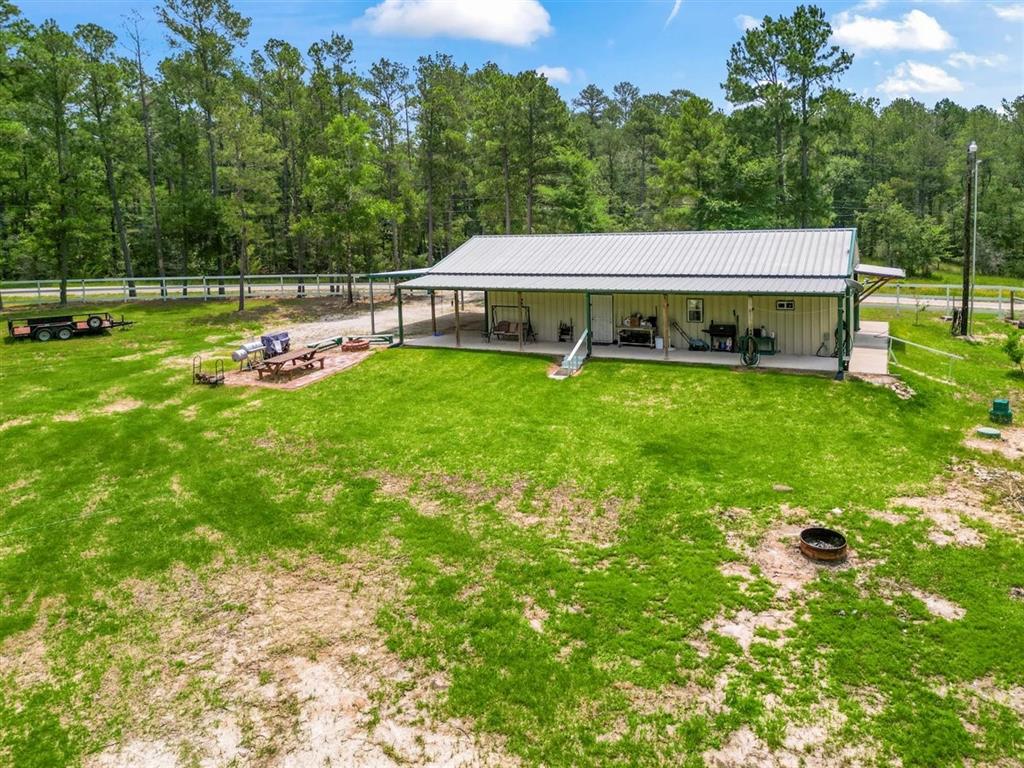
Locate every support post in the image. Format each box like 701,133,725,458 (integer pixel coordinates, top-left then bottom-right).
663,294,670,360
454,289,461,347
369,277,375,335
430,291,437,335
1011,290,1016,321
397,287,404,345
848,291,854,353
517,291,524,352
836,293,846,376
483,291,489,337
958,142,976,335
854,296,861,331
585,292,592,358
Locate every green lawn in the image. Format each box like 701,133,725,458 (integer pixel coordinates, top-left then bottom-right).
0,300,1021,767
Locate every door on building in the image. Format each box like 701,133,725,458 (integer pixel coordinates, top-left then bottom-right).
590,294,614,344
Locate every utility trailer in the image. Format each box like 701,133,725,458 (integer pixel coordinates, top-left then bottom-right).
7,312,133,341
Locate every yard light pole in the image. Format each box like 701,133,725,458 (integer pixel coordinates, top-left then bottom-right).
970,155,981,337
958,140,977,336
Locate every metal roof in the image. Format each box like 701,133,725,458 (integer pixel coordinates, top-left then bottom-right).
423,229,855,278
855,263,906,279
366,267,433,278
400,274,849,296
399,229,856,295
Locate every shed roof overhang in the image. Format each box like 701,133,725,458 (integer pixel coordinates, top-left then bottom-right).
855,264,906,279
853,263,906,305
398,273,849,296
367,267,433,278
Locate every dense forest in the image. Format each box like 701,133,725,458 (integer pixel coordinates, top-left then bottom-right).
0,0,1022,303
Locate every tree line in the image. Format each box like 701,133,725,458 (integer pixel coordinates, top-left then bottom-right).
0,0,1021,306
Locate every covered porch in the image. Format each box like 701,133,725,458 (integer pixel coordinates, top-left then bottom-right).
395,286,851,376
402,316,839,374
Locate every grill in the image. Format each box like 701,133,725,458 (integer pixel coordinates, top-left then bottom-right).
704,323,737,352
261,331,290,357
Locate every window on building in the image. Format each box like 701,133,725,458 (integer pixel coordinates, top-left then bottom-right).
687,298,704,323
776,299,796,311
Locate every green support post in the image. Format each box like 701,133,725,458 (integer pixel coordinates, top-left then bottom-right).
853,296,860,332
836,292,845,376
584,292,592,358
397,287,404,345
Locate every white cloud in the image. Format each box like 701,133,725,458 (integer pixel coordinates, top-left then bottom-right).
877,60,964,94
852,0,887,10
990,3,1024,20
665,0,682,26
359,0,552,46
535,65,571,84
947,51,1009,68
832,9,955,51
735,14,759,31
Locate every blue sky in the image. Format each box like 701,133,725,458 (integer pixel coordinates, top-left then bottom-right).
16,0,1024,109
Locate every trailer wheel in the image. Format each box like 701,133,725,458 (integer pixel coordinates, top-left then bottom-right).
57,327,74,340
34,327,54,341
86,315,103,330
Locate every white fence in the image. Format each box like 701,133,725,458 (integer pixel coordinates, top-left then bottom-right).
0,274,397,307
0,275,1019,317
876,282,1019,317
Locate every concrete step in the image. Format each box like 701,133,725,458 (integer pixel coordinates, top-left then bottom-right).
854,331,889,350
548,367,573,380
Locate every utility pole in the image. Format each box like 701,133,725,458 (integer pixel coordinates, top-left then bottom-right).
958,140,977,336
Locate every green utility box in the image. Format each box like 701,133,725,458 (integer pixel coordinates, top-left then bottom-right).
990,398,1013,425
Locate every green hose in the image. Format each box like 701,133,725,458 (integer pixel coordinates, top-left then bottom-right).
741,336,760,367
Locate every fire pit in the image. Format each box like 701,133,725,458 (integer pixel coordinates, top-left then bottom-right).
799,527,847,563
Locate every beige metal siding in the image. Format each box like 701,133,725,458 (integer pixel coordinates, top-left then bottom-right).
489,291,837,356
489,291,585,343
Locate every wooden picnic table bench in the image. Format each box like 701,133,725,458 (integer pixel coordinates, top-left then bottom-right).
255,347,325,380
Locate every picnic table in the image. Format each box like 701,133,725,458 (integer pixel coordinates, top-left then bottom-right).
255,347,325,379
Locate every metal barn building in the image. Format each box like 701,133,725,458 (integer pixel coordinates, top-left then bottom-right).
394,228,900,374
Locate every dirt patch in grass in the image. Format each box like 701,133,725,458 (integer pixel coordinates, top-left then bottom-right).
703,698,881,768
909,588,966,621
98,397,143,414
521,595,549,633
79,554,515,768
701,608,797,653
867,509,909,525
963,677,1024,719
890,462,1023,544
368,471,625,548
0,416,31,431
0,597,60,687
963,425,1024,461
617,674,728,719
723,518,858,601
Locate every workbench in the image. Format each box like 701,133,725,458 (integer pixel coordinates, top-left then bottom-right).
617,325,656,348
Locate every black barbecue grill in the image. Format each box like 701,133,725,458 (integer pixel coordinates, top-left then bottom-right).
704,323,737,352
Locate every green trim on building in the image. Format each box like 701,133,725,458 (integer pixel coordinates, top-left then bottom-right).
397,288,404,345
584,292,592,358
